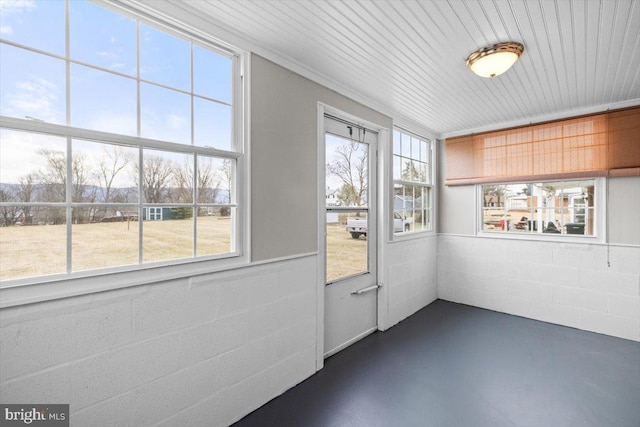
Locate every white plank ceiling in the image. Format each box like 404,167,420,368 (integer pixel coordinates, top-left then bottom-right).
143,0,640,137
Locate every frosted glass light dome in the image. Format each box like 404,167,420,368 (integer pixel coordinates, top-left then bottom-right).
466,42,524,78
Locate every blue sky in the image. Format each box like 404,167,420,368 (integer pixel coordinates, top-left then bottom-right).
0,0,234,182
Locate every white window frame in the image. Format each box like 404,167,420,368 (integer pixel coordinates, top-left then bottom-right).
476,178,606,243
0,0,250,308
390,127,435,239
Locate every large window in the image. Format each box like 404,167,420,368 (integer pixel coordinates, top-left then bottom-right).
480,179,598,236
392,128,433,235
0,0,243,283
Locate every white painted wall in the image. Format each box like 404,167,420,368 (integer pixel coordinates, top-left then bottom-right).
438,236,640,341
0,256,317,426
382,235,439,330
438,133,640,342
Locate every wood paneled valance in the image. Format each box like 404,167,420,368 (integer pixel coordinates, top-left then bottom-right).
445,106,640,185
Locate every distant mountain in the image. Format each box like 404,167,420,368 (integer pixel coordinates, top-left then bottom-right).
0,183,231,204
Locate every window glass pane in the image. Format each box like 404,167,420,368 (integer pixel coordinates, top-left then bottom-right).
1,130,67,203
194,97,231,150
411,136,420,159
196,207,233,256
0,0,64,55
140,23,190,91
72,205,139,271
142,150,192,204
420,139,429,163
400,158,413,181
193,46,231,102
394,184,430,234
418,161,429,183
143,207,193,263
401,133,411,158
0,44,65,124
141,83,191,144
197,156,232,204
327,211,368,283
482,180,596,236
393,129,401,155
0,207,66,280
325,134,368,208
72,140,139,203
393,155,401,181
70,0,137,75
71,64,137,135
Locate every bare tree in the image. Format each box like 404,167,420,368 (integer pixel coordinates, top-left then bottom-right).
327,141,367,207
16,173,35,224
138,154,175,204
97,146,134,217
0,187,17,226
173,159,194,204
37,148,66,203
196,157,220,204
37,149,95,223
98,146,134,204
216,159,232,204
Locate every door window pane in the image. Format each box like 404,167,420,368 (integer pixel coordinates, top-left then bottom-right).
325,134,368,208
326,211,368,283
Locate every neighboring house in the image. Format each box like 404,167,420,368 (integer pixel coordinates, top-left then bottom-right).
325,187,340,207
394,194,413,211
326,188,340,224
142,207,172,221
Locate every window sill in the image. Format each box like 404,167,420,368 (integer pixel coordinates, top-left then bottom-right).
390,229,437,243
0,254,248,309
476,230,604,244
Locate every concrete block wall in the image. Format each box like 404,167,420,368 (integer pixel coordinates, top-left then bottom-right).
437,235,640,341
384,235,438,329
0,256,318,427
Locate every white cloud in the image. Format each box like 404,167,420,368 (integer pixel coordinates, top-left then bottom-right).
0,24,13,34
0,0,36,16
5,77,63,123
0,130,65,183
167,113,187,130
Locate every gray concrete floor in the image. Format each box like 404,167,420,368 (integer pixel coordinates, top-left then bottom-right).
234,300,640,427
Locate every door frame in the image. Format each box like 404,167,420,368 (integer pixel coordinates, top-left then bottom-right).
315,103,390,371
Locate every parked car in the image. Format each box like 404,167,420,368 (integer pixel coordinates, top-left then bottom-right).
345,212,412,239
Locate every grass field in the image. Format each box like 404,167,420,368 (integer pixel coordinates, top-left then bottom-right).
0,217,231,280
0,218,365,282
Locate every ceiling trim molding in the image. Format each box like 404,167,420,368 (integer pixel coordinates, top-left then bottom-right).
441,99,640,139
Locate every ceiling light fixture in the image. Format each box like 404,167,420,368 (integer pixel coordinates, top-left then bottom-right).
466,42,524,78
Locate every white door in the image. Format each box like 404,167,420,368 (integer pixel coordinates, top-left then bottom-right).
323,113,378,358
